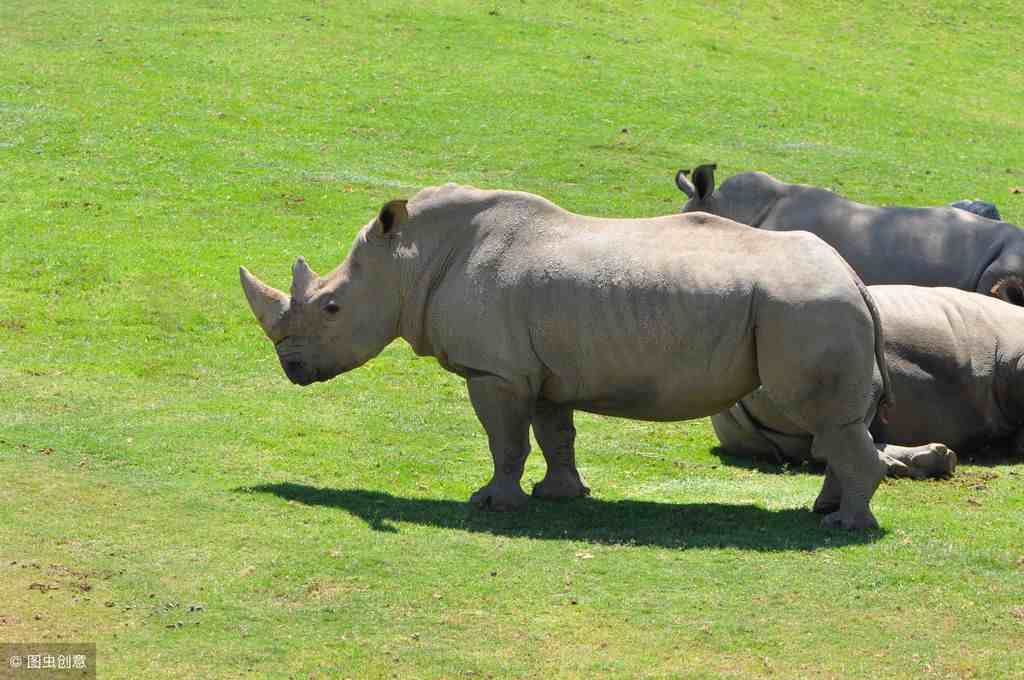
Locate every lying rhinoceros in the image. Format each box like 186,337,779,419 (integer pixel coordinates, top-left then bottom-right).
675,165,1024,305
241,183,891,529
713,285,1024,477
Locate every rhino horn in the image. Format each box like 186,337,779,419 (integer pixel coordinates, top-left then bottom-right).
239,266,290,335
290,257,318,301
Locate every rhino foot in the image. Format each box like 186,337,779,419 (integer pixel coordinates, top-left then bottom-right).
531,473,591,500
822,509,879,531
882,443,957,480
907,443,956,480
470,481,529,512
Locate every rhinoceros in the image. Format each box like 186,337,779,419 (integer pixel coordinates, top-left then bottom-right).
240,183,892,529
675,164,1024,305
713,285,1024,477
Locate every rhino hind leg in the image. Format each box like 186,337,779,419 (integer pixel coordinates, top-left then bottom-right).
811,423,887,531
531,401,590,499
879,443,957,479
466,374,532,511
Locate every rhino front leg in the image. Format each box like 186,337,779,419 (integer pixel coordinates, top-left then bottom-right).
531,401,590,499
466,374,532,511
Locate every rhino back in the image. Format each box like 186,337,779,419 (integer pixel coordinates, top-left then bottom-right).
763,190,1018,289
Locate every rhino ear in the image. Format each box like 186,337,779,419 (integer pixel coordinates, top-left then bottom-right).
692,163,717,201
376,199,409,238
291,257,319,301
991,275,1024,306
240,266,290,336
675,169,695,198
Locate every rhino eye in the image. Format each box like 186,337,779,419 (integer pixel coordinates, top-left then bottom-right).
323,302,340,314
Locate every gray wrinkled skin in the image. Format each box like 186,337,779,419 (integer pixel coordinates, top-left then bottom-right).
241,184,892,530
713,285,1024,478
677,165,1024,305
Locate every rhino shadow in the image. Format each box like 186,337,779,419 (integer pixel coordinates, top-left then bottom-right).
708,446,825,476
238,482,885,551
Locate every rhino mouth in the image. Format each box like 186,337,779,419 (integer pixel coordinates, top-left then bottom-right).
279,357,360,386
288,372,318,387
280,357,317,386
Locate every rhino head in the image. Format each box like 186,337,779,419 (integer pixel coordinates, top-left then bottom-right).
676,163,780,227
239,200,409,385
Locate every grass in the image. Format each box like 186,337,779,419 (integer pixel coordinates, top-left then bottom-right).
1,0,1023,677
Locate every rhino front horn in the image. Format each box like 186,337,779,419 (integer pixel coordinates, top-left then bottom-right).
291,257,318,301
239,266,290,336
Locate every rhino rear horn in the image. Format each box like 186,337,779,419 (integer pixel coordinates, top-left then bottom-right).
240,266,290,335
675,169,695,198
290,257,319,301
692,163,717,201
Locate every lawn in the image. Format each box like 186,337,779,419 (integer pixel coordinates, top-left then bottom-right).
1,1,1022,677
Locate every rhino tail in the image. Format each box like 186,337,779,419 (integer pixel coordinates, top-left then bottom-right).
854,277,894,419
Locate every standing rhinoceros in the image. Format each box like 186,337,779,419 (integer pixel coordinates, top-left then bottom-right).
240,183,892,529
713,285,1024,477
675,164,1024,305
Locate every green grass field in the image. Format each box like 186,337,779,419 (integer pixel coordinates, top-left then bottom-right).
2,1,1023,677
